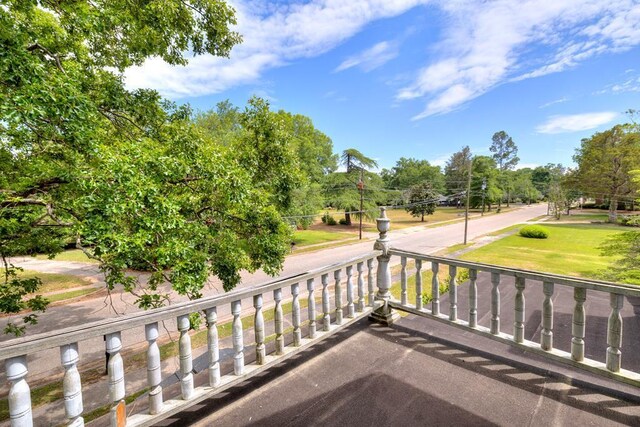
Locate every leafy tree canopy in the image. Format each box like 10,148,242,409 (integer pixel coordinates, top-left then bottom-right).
381,157,444,193
444,146,472,196
405,183,438,222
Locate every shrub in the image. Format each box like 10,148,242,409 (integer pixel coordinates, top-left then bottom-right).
326,216,337,226
619,215,640,227
321,212,330,224
519,225,549,239
338,218,348,225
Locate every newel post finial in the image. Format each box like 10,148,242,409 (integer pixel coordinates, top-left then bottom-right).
370,206,399,325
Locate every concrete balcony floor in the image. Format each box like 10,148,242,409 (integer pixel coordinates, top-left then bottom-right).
154,314,640,427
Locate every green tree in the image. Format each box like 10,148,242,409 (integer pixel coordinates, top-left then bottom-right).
0,1,304,335
490,131,519,208
381,157,444,193
470,156,501,211
573,125,640,222
405,183,438,221
600,231,640,285
512,169,541,204
444,146,472,199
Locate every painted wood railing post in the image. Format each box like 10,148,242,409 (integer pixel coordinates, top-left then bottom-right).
449,265,457,321
321,274,330,331
105,332,125,427
205,307,221,387
468,269,478,328
431,262,440,316
541,281,554,351
415,259,423,310
367,258,375,307
232,300,245,375
6,356,32,427
346,266,355,318
334,269,343,325
274,289,285,354
292,283,301,346
144,323,163,414
254,294,266,364
400,256,407,305
606,293,624,372
177,315,194,400
357,262,365,312
307,278,317,338
571,288,587,361
60,343,84,426
490,273,501,335
514,277,526,343
370,207,398,325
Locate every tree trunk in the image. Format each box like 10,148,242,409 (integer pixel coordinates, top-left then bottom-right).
421,213,424,222
608,198,618,223
345,212,352,225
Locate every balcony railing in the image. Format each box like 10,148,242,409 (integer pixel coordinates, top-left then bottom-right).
2,206,639,426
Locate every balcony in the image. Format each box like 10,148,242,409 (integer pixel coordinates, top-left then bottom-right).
2,208,640,426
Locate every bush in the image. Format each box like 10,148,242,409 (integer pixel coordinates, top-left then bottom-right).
338,218,348,225
321,212,330,224
519,225,549,239
326,216,337,226
619,215,640,227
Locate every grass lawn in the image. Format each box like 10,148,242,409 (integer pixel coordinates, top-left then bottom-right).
361,206,473,231
35,249,98,263
293,229,355,246
554,213,610,222
18,270,93,294
459,223,626,279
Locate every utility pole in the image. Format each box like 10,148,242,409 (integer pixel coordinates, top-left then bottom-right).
463,158,472,245
358,169,364,240
481,177,486,216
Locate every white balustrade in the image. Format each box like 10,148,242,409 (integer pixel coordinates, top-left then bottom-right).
6,356,32,427
105,332,125,427
274,288,285,354
400,256,407,306
357,262,365,312
334,269,343,325
254,294,266,364
177,315,194,399
292,283,301,346
606,293,623,372
415,259,423,310
468,269,478,328
490,273,501,335
60,343,84,426
431,262,440,315
448,265,457,321
541,281,554,351
367,258,375,307
514,277,525,343
205,307,221,387
307,278,317,338
144,323,163,414
346,266,355,318
232,300,244,375
322,273,331,331
571,288,586,361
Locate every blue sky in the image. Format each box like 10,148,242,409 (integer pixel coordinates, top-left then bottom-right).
125,0,640,171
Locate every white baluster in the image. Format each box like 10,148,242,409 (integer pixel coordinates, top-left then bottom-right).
431,262,440,315
274,289,284,354
514,277,525,343
6,356,32,427
449,265,457,321
357,262,365,312
346,266,355,318
469,269,478,328
105,332,125,427
145,323,163,414
541,282,554,351
292,283,301,346
254,294,266,364
415,259,423,310
321,274,330,331
205,307,221,387
490,273,501,335
400,256,407,305
307,278,317,338
606,293,624,372
571,288,586,361
60,343,84,426
334,269,343,325
232,300,244,374
367,258,375,307
177,315,193,399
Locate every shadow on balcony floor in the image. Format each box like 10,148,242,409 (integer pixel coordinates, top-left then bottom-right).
158,315,640,427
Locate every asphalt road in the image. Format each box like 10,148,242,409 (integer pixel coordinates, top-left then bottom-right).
1,203,547,384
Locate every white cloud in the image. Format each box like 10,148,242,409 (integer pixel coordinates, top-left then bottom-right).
125,0,428,98
516,163,540,170
596,72,640,94
539,97,569,108
335,41,399,72
535,112,618,134
399,0,640,119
